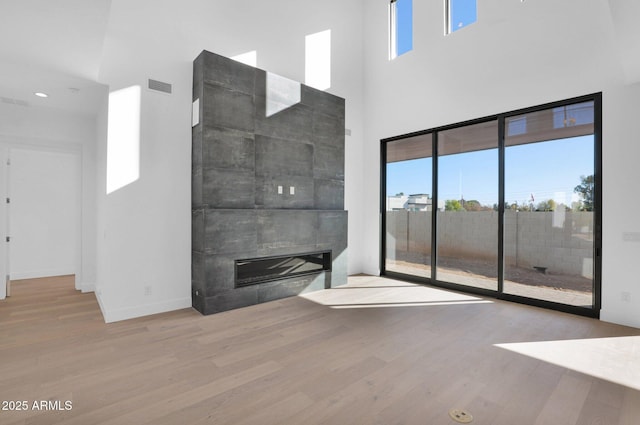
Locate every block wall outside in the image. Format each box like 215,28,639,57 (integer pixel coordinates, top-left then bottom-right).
386,210,593,278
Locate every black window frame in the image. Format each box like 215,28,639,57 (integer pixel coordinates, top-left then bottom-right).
380,93,602,318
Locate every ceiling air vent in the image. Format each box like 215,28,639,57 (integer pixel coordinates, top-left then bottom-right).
148,79,172,94
1,96,29,107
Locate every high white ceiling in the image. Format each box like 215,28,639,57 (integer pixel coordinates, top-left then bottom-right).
0,0,639,117
0,0,111,115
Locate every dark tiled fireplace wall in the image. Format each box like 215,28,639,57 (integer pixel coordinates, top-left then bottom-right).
191,50,348,315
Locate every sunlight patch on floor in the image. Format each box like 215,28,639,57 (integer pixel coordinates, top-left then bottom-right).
495,336,640,390
300,275,492,309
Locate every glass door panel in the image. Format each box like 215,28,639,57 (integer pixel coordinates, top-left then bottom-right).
384,134,433,278
504,102,595,307
436,120,499,291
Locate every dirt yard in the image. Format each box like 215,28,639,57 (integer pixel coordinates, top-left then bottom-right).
391,254,593,293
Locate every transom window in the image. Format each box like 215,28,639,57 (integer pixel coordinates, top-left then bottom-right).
389,0,413,60
446,0,477,34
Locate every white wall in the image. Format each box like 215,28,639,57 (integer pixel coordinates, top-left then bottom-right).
94,0,365,322
0,103,99,293
600,82,640,327
362,0,640,327
0,147,7,299
0,103,97,142
95,97,109,314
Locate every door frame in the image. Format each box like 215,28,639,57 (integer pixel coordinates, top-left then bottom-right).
0,137,84,292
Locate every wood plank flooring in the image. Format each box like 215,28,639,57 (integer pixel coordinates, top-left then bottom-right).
0,275,639,425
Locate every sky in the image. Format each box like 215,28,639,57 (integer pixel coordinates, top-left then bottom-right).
387,135,594,208
449,0,477,33
395,0,477,57
395,0,413,56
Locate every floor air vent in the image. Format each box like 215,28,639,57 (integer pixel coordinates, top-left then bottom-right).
449,408,473,423
148,79,172,94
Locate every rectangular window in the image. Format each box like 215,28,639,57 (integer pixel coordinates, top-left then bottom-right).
389,0,413,60
446,0,477,34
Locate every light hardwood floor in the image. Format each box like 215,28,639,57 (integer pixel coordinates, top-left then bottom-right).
1,275,639,425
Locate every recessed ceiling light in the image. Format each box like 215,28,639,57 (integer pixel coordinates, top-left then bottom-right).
34,92,48,98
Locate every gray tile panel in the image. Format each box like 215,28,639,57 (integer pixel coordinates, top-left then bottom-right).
314,179,345,210
192,125,203,207
257,275,324,303
256,210,318,251
312,112,345,149
204,285,258,314
203,210,257,255
200,50,256,95
202,127,255,171
255,134,314,178
202,168,255,208
192,250,204,285
203,83,255,132
192,209,204,252
255,175,314,209
203,253,258,296
301,85,345,118
254,99,314,142
317,211,348,247
193,52,205,101
314,144,345,180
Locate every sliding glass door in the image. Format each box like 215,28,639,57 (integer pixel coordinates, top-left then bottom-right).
381,95,600,316
436,120,499,291
383,133,433,279
503,101,596,307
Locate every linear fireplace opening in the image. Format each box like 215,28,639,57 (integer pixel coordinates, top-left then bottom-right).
235,251,332,287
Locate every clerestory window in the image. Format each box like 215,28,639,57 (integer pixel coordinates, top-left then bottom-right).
446,0,477,34
389,0,413,59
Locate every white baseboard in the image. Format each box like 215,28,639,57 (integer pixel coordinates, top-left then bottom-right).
10,269,76,280
94,290,108,321
99,297,193,323
1,275,6,299
79,282,96,293
600,309,640,329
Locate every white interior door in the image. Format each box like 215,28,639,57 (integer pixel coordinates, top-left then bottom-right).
8,147,80,281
